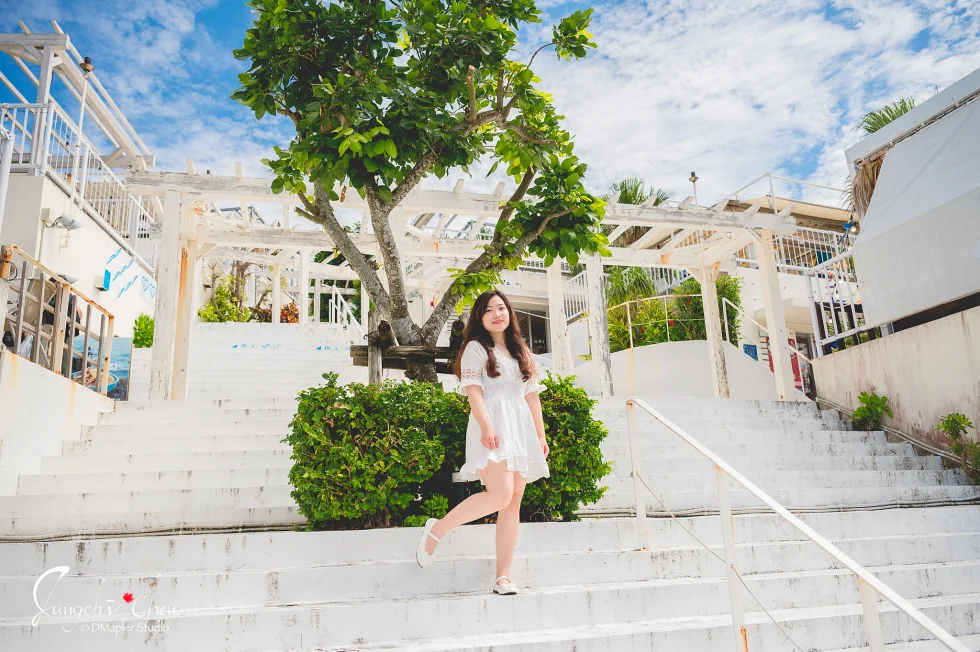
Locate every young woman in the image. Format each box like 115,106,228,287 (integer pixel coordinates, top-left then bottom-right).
415,290,550,595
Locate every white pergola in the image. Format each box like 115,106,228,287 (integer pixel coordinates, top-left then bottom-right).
128,169,800,403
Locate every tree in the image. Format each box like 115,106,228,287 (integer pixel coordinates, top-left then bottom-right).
601,177,673,306
234,0,608,381
857,97,916,134
603,177,671,246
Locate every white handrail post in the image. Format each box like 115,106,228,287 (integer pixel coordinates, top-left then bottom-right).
715,465,748,652
625,400,649,550
77,142,90,205
35,101,55,176
723,299,730,344
858,577,886,652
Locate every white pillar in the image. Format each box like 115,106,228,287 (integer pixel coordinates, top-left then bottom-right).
0,132,14,234
360,282,369,333
35,46,56,107
149,190,182,400
699,266,730,399
171,239,199,400
546,259,571,374
758,229,796,400
272,265,282,324
299,250,310,324
585,253,613,396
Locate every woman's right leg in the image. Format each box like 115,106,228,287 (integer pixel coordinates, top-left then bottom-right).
426,459,514,554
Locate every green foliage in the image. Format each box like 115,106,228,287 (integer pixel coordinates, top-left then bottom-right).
606,266,656,307
285,372,610,528
938,413,979,482
520,373,611,521
234,1,608,331
851,391,893,431
447,267,503,313
857,97,916,134
198,275,251,323
284,373,468,529
607,275,742,353
132,314,154,349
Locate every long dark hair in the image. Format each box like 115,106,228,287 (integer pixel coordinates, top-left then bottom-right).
453,290,535,381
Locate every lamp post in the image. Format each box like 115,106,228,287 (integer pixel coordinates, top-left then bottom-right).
67,56,94,210
689,171,699,207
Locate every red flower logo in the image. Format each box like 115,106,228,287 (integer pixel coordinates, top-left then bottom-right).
122,593,134,604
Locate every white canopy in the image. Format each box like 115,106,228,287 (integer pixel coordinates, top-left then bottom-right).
853,93,980,327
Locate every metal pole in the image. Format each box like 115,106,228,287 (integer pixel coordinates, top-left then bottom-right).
805,272,823,358
665,296,670,342
716,465,749,652
625,400,649,550
858,576,886,652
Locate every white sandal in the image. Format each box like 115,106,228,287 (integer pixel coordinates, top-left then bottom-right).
416,518,440,568
492,575,518,595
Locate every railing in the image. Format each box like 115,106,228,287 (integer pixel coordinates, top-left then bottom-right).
804,248,874,355
624,397,971,652
310,280,365,339
1,244,115,394
722,296,814,397
563,270,589,321
736,226,857,274
0,102,160,270
607,293,705,349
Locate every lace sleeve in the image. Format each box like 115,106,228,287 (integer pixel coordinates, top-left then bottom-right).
524,362,547,396
457,341,487,395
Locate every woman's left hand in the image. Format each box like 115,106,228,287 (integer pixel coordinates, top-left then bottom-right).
539,437,549,458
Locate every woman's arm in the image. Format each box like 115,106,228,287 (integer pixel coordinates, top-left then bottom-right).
466,385,499,449
525,392,549,456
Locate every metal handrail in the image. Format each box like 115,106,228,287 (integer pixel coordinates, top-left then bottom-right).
624,397,970,652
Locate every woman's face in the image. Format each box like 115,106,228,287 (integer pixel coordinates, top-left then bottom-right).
481,295,510,334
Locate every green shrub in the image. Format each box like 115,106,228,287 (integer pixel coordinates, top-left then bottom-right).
132,314,154,348
938,413,979,482
198,275,251,323
851,391,892,431
284,373,467,529
522,373,612,521
284,372,612,529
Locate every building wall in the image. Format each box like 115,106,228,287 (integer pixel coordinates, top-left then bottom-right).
3,176,156,337
812,305,980,448
0,350,113,495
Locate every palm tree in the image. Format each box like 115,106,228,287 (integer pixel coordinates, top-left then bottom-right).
849,97,917,215
601,177,673,308
603,177,672,247
857,97,916,134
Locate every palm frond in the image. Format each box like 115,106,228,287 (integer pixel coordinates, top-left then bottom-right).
610,177,652,205
857,97,916,134
606,266,656,306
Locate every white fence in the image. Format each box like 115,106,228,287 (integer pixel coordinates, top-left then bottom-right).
0,102,160,270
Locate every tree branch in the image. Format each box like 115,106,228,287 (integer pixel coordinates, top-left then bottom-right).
496,168,536,226
309,183,392,319
466,65,478,123
495,64,504,111
385,146,442,211
363,183,416,336
505,122,556,146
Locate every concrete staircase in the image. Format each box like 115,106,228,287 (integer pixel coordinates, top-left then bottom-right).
2,325,980,650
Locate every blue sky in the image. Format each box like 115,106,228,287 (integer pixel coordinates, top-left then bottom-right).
4,0,980,213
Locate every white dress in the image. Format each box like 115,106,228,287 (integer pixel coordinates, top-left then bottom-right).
456,340,550,484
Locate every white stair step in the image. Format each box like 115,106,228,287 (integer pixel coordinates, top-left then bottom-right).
64,434,291,455
40,449,294,473
602,469,971,492
16,467,294,494
606,455,942,473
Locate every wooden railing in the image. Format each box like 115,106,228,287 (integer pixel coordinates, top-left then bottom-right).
1,244,115,394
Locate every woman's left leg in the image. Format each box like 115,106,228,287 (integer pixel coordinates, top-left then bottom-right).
495,471,527,584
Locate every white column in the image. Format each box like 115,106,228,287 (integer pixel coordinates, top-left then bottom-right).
149,190,182,400
758,229,796,400
299,250,310,324
546,259,571,374
360,282,369,333
585,253,613,396
0,132,14,233
699,266,730,399
35,46,56,106
272,265,282,324
171,239,199,400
